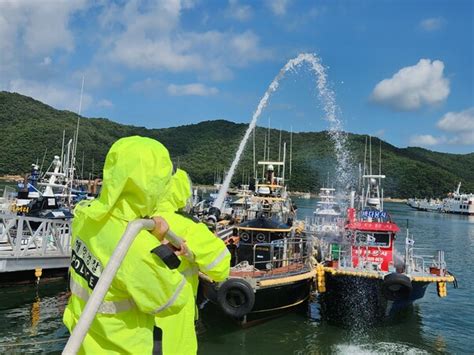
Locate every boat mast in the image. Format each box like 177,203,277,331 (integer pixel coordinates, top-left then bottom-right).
277,127,282,175
369,136,372,176
379,139,383,210
367,136,372,206
289,126,293,181
61,130,65,174
282,142,287,184
253,126,256,180
262,133,267,178
69,75,85,206
361,136,368,208
267,117,271,161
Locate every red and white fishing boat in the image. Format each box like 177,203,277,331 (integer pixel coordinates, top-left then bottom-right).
311,171,457,324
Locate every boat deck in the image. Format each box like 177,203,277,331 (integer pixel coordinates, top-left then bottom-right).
230,262,309,278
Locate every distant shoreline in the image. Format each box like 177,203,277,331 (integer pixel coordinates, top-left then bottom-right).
0,175,23,182
383,198,407,203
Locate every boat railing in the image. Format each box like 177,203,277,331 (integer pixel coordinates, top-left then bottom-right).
250,238,312,278
0,213,71,258
406,246,447,276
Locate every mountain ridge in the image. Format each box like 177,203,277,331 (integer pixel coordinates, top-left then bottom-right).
1,91,473,197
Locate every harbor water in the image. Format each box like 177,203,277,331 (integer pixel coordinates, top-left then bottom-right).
0,201,473,354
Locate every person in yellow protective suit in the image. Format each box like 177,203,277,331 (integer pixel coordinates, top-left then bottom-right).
63,136,193,354
154,169,230,355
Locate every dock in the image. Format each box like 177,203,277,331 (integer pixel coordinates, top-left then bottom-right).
0,213,71,280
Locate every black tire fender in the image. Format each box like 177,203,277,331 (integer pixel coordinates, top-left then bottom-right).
382,273,413,301
217,278,255,318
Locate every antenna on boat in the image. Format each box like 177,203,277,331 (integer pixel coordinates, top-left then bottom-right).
289,126,293,181
379,139,382,176
282,141,287,184
253,126,256,180
379,139,382,208
363,136,368,174
369,136,372,176
72,75,85,165
69,75,85,205
267,117,271,161
277,127,282,175
60,130,65,174
262,133,267,178
361,136,368,207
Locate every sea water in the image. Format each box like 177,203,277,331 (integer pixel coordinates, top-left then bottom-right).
0,201,472,354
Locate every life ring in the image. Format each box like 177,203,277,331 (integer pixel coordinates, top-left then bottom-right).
382,273,412,301
217,278,255,318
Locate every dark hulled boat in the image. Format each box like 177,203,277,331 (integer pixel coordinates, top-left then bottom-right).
199,215,314,326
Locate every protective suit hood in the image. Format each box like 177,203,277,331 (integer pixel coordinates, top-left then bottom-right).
76,136,173,222
155,169,192,214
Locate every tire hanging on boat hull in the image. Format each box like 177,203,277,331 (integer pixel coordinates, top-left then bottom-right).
382,273,413,301
217,278,255,318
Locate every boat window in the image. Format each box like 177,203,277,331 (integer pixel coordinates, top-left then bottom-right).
354,232,390,247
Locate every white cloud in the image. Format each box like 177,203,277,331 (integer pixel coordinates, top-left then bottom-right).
130,78,161,93
227,0,253,21
437,107,474,145
419,17,445,32
8,79,92,112
370,59,450,111
437,108,474,132
409,134,446,146
0,0,87,94
0,0,86,56
167,83,219,96
449,132,474,145
266,0,291,16
97,99,113,108
100,0,270,80
409,108,474,147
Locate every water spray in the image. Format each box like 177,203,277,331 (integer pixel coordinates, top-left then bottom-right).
213,53,351,210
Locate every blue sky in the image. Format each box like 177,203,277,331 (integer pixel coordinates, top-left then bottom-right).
1,0,472,153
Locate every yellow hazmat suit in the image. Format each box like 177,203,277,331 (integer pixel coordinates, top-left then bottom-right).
155,169,230,355
63,136,193,354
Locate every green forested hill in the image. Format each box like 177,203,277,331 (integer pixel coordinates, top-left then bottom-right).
1,91,473,198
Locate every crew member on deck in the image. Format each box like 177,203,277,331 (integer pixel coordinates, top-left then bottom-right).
63,136,193,354
154,169,230,355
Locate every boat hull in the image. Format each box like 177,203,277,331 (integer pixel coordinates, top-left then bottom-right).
320,273,429,325
199,276,312,326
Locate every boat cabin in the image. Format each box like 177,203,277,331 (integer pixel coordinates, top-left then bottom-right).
344,207,399,272
234,217,292,270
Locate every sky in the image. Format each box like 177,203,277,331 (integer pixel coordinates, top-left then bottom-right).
0,0,473,153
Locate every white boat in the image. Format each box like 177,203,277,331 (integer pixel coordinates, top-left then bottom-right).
305,187,344,238
417,198,443,212
441,183,474,215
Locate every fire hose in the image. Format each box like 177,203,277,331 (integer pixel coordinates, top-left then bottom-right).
62,219,193,354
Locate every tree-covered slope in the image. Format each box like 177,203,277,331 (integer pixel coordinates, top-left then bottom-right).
1,91,472,197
